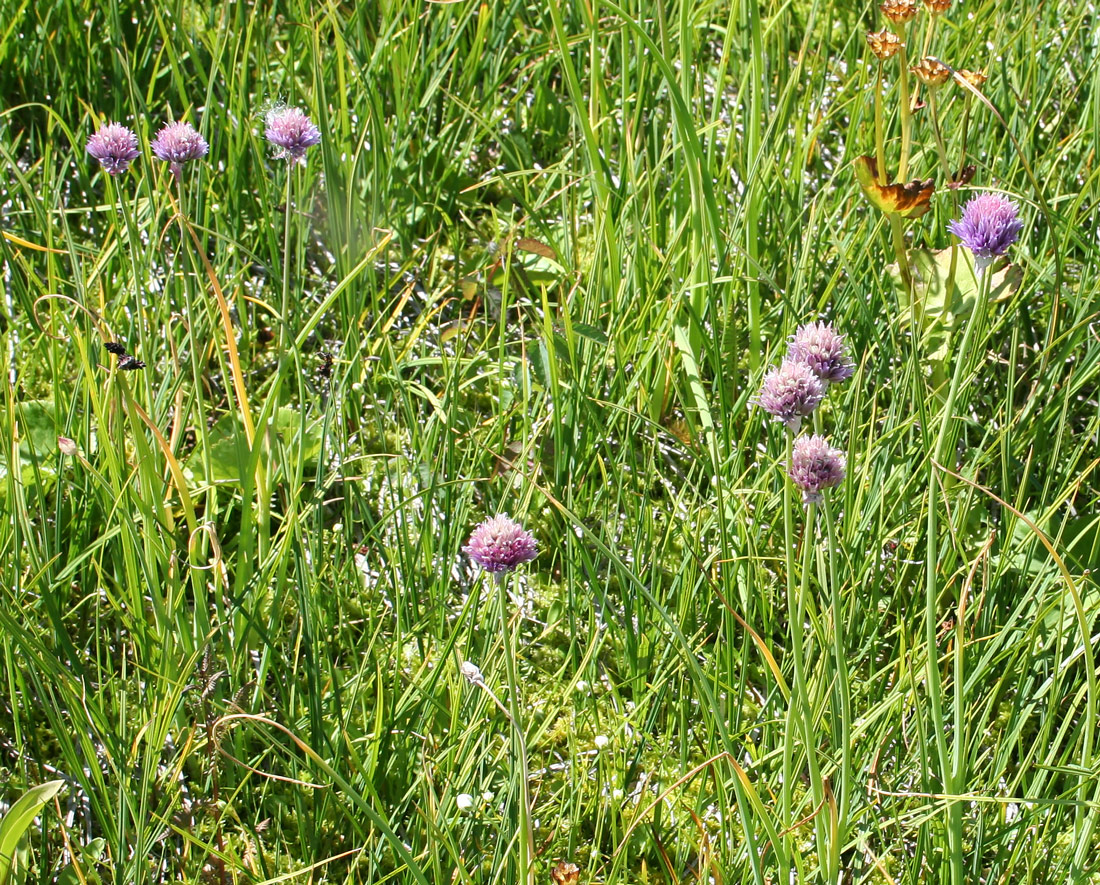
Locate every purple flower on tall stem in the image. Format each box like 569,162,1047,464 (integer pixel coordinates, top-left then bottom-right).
264,106,322,165
753,359,825,433
788,321,855,386
151,120,208,181
86,122,141,176
788,434,847,505
947,193,1023,272
464,515,538,575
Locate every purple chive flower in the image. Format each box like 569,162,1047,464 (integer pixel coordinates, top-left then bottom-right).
86,122,141,176
463,514,538,575
947,193,1024,272
264,107,322,165
753,359,825,433
788,434,847,505
788,321,854,386
151,120,208,180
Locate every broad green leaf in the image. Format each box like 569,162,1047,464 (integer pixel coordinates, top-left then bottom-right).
572,323,609,345
0,779,65,885
0,400,61,493
184,408,323,486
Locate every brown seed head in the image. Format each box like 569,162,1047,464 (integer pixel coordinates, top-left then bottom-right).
957,69,988,89
910,56,952,87
880,0,919,24
867,29,904,60
923,0,952,13
551,862,581,885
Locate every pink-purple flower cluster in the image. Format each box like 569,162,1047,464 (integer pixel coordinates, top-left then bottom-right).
265,107,322,165
151,121,209,181
87,106,323,182
463,514,538,574
85,122,141,176
756,319,853,504
947,192,1023,272
788,321,855,386
787,434,847,505
754,360,825,433
754,320,853,432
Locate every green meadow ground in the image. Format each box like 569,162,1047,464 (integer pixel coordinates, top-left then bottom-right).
1,0,1099,882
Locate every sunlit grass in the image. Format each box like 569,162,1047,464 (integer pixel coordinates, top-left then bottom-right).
1,0,1099,883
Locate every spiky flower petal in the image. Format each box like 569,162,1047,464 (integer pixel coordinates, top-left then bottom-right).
947,193,1024,272
86,122,141,176
753,360,825,433
151,120,208,181
923,0,951,12
788,435,846,505
788,321,855,386
463,514,538,574
867,29,904,61
264,106,322,165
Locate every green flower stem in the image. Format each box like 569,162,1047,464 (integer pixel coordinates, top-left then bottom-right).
896,41,914,182
921,12,936,58
925,90,953,183
888,214,914,304
925,87,962,302
497,572,535,885
279,169,295,352
821,492,850,881
874,62,888,185
783,432,828,877
925,258,993,885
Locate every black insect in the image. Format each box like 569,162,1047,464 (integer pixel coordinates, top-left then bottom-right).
104,341,146,371
317,351,335,380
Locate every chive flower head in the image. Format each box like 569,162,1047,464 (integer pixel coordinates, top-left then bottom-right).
788,321,854,387
948,192,1024,272
86,122,141,176
463,514,538,574
264,106,322,165
788,434,847,505
151,120,208,180
753,359,825,433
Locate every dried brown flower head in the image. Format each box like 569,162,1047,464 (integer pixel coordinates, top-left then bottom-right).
948,164,976,190
880,0,919,24
923,0,952,13
910,56,952,87
867,29,904,61
957,69,989,89
551,862,581,885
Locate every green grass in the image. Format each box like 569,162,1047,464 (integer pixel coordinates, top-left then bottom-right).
1,0,1099,883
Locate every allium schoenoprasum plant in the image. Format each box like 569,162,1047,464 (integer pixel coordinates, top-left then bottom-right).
0,0,1098,884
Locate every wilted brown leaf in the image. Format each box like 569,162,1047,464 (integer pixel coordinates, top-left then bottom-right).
948,164,976,190
515,237,556,260
854,155,935,219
